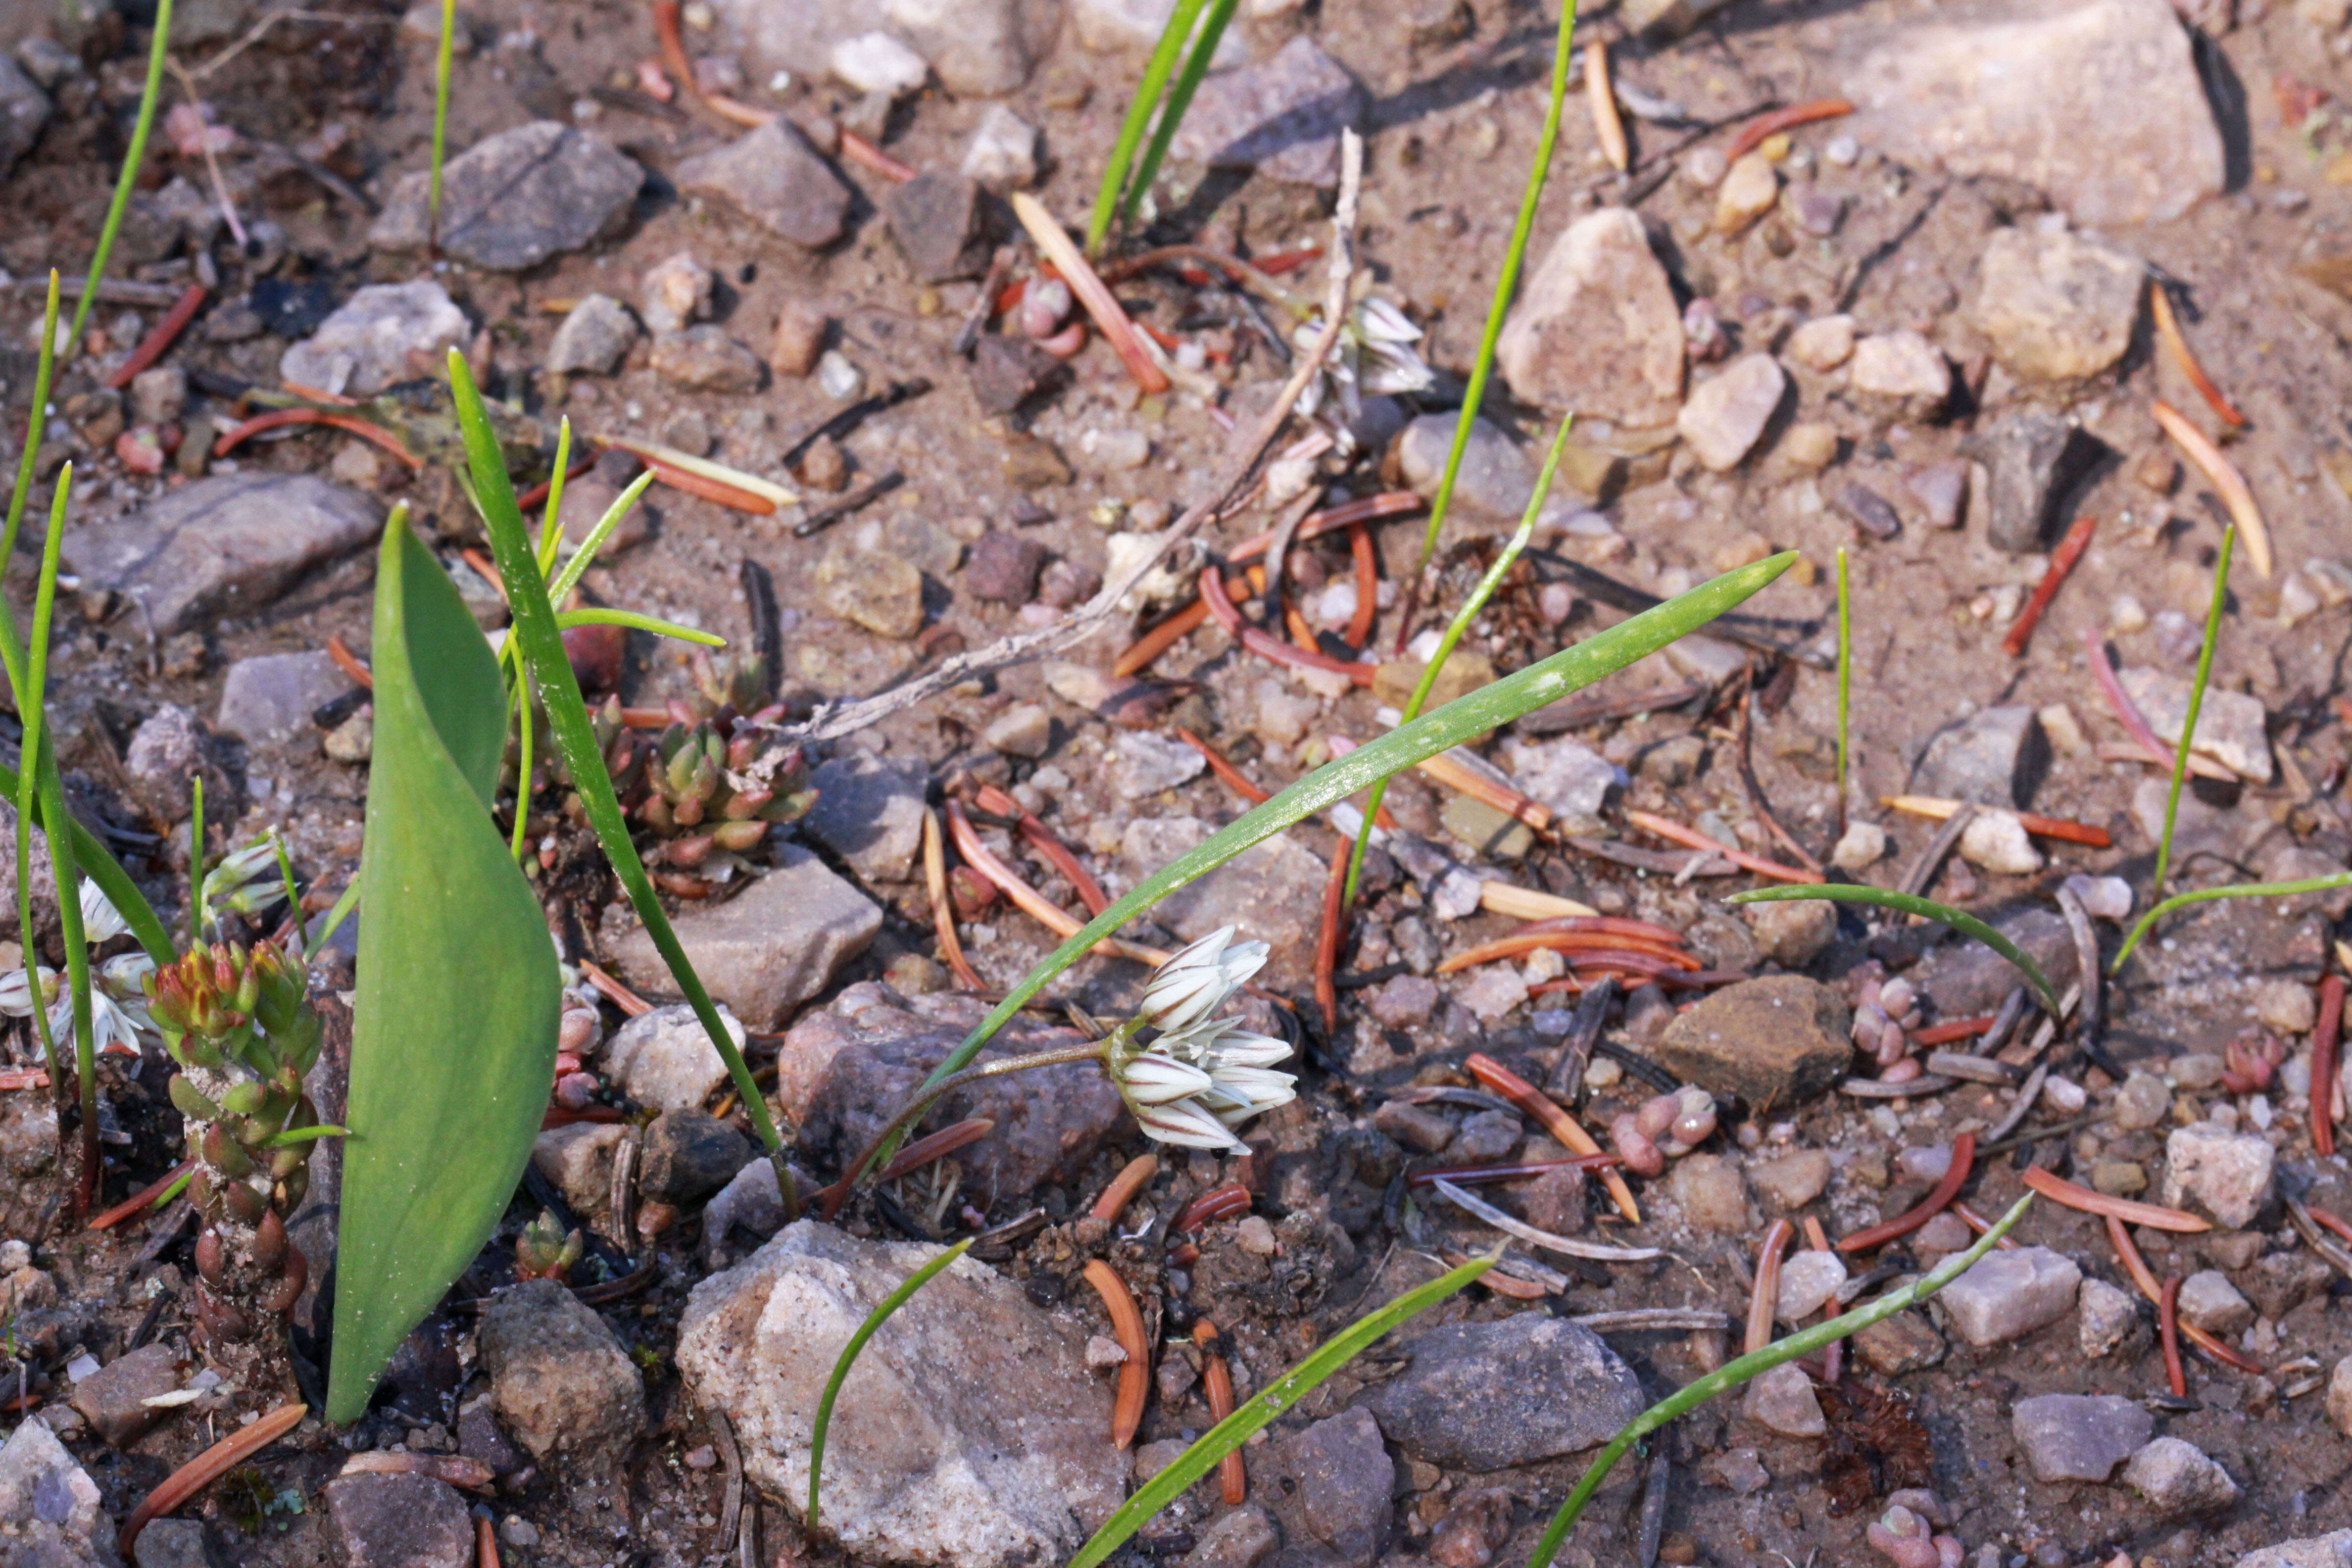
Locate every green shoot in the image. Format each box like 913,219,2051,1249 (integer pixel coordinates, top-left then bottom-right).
808,1236,976,1532
2112,873,2352,974
1524,1193,2035,1568
14,465,74,1091
188,772,204,946
553,607,723,645
446,350,783,1154
65,0,175,354
1835,545,1851,812
270,833,303,957
1346,415,1573,903
509,660,535,863
1070,1252,1495,1568
548,471,655,607
2153,525,2234,899
428,0,456,253
1118,0,1239,237
1086,0,1208,257
537,420,572,579
1727,884,2060,1015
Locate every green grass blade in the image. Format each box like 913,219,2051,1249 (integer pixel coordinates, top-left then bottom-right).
1835,546,1851,808
508,662,534,863
65,0,175,354
445,350,784,1155
808,1236,976,1532
2112,873,2352,974
1727,884,2059,1015
188,773,205,945
1402,0,1579,601
1085,0,1208,255
1071,1252,1495,1568
1346,415,1573,902
546,471,654,607
428,0,456,253
1525,1193,2035,1568
2154,525,2233,897
876,552,1797,1180
537,419,572,579
15,465,73,1087
328,511,564,1423
1120,0,1240,232
553,607,724,647
3,274,63,575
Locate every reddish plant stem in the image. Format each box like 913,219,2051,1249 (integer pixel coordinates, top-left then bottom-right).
1912,1016,1996,1046
2083,627,2235,780
103,284,206,390
1622,809,1823,884
1725,98,1855,161
1746,1218,1794,1355
578,959,653,1017
1083,1261,1149,1448
1090,1154,1160,1224
1195,1319,1248,1505
1837,1133,1973,1252
1315,838,1347,1033
2159,1275,2188,1397
2108,1214,2264,1372
875,1118,994,1184
1464,1052,1640,1224
1947,1199,2020,1249
2002,513,2097,658
2304,1203,2352,1249
2150,286,2247,429
2315,976,2345,1157
325,634,374,690
922,808,986,991
1176,727,1273,806
840,129,918,182
516,452,597,511
1199,563,1376,685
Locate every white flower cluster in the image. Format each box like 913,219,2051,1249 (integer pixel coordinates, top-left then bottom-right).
1110,928,1297,1150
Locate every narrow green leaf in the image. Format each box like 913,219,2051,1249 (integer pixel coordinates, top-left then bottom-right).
2154,525,2233,898
808,1236,976,1532
537,419,572,579
546,470,655,607
554,607,724,647
17,467,74,1087
65,0,174,353
1525,1192,2035,1568
1085,0,1208,255
428,0,456,253
2112,873,2352,974
1070,1253,1494,1568
328,514,563,1423
445,351,783,1156
1727,884,2060,1015
1120,0,1240,231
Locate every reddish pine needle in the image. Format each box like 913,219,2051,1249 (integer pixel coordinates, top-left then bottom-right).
1173,1183,1254,1231
86,1159,194,1230
2159,1275,2188,1397
2002,513,2096,658
104,284,206,390
1089,1154,1160,1224
1194,1319,1248,1505
1725,98,1855,160
1315,838,1348,1033
1837,1133,1974,1252
2316,976,2346,1158
1746,1218,1795,1355
2021,1165,2210,1232
119,1403,307,1561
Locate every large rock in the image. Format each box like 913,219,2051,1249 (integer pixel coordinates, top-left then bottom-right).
1934,1245,2080,1345
0,57,52,178
818,537,925,638
1677,353,1785,471
67,473,379,637
123,704,231,824
69,1342,186,1448
676,1221,1127,1568
2119,668,2273,783
1497,208,1684,428
801,752,926,882
1121,817,1329,992
1916,705,2045,806
1910,908,2079,1018
775,983,1125,1197
606,846,882,1029
2009,1393,2151,1483
372,121,642,269
1965,408,2101,555
1972,228,2142,382
215,651,352,746
0,1417,111,1568
2241,1536,2352,1568
279,280,468,398
1262,1410,1394,1567
675,119,853,248
1848,0,2224,226
324,1471,477,1568
481,1278,646,1469
1652,976,1853,1107
1363,1314,1643,1471
2161,1122,2275,1229
1169,37,1366,188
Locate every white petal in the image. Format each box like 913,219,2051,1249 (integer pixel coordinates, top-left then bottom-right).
1354,296,1422,343
1134,1097,1245,1150
79,880,129,943
1202,1029,1292,1069
1118,1052,1215,1105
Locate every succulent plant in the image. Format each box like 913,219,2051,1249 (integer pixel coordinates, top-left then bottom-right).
514,1210,583,1282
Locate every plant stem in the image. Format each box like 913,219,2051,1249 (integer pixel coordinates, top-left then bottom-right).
188,772,205,945
428,0,455,255
1835,545,1851,826
841,1040,1110,1198
808,1236,975,1532
1120,0,1240,234
2154,524,2233,899
66,0,174,355
1086,0,1207,257
1524,1192,2036,1568
14,462,71,1096
2112,872,2352,974
1394,0,1579,652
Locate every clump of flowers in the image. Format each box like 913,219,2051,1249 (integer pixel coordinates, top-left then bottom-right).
1107,929,1297,1150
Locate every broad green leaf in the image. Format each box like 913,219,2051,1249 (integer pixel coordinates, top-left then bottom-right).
1727,883,2061,1016
329,516,561,1422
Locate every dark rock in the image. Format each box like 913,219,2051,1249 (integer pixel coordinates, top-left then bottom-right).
1911,909,2078,1018
775,982,1124,1198
606,846,882,1029
1963,409,2102,555
1264,1408,1393,1567
1364,1314,1643,1471
641,1109,753,1205
2245,1249,2333,1321
968,334,1067,415
480,1278,646,1469
1036,558,1099,609
371,121,642,270
1651,976,1853,1107
0,58,51,179
1169,36,1367,188
323,1471,475,1568
966,530,1049,602
1839,483,1902,541
2010,1392,2152,1483
800,752,926,882
675,119,852,248
884,171,994,283
68,473,379,637
67,1343,184,1447
1915,704,2047,807
456,1396,527,1477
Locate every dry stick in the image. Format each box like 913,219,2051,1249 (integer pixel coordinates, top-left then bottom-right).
1429,1178,1662,1262
1547,975,1617,1100
2055,882,2119,1080
872,1119,994,1185
119,1402,306,1559
2149,285,2247,429
1464,1052,1641,1223
1737,689,1823,874
1837,1132,1973,1252
2002,512,2095,658
578,959,653,1017
1082,1260,1149,1447
2314,975,2345,1158
2153,397,2272,579
1896,802,1974,901
1586,39,1629,170
922,809,985,991
791,470,905,538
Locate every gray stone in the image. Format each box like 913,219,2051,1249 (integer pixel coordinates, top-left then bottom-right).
1364,1314,1643,1471
707,0,1052,97
1500,735,1623,834
885,171,995,283
372,121,642,269
1497,208,1684,428
132,1518,208,1568
482,1278,646,1468
2239,1533,2352,1568
1367,974,1439,1029
607,846,883,1029
1263,1409,1392,1567
966,531,1050,602
1774,1250,1848,1322
1911,909,2079,1017
2176,1269,2253,1335
2329,1356,2352,1437
530,1121,626,1219
2010,1393,2152,1483
0,58,52,179
123,704,231,825
1677,353,1786,471
1745,896,1835,967
1849,0,2223,227
1110,731,1207,799
801,752,926,882
962,104,1038,191
817,537,924,638
2124,1436,2240,1516
0,1413,109,1568
279,281,468,398
968,334,1066,415
1122,818,1328,991
1670,1153,1751,1232
640,251,713,334
1937,1246,2080,1345
1742,1361,1826,1437
2120,667,2273,782
604,1002,749,1114
676,119,853,248
982,703,1052,758
1169,36,1367,188
2161,1122,2275,1229
1964,409,2100,554
2112,1071,2172,1129
216,652,351,746
1072,0,1246,58
68,1343,184,1448
1395,414,1584,523
1847,331,1952,409
1184,1504,1279,1568
1916,705,2045,807
677,1221,1126,1568
1652,975,1852,1107
1973,227,2143,381
323,1472,475,1568
2259,841,2352,918
775,983,1125,1197
1854,1310,1946,1375
641,1109,754,1205
1372,1100,1452,1152
2078,1276,2141,1357
13,38,79,93
650,327,764,392
547,294,637,376
1907,460,1969,529
68,473,379,637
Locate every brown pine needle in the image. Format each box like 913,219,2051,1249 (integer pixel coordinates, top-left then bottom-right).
923,809,985,991
2149,286,2247,430
1586,40,1628,172
120,1402,307,1560
1081,1261,1149,1448
1010,193,1169,395
1464,1052,1641,1224
1089,1154,1158,1224
2152,398,2272,578
945,801,1169,965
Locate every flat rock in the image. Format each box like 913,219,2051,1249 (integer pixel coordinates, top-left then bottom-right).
0,1415,109,1568
2120,667,2273,782
0,57,52,178
1854,1310,1946,1374
280,280,468,398
885,171,994,283
2239,1534,2352,1568
68,1343,184,1448
1911,908,2079,1018
1121,817,1328,991
801,752,926,882
676,118,852,248
216,651,351,746
1964,408,2101,554
1848,330,1952,408
1110,731,1207,799
1677,352,1785,471
1262,1409,1393,1567
775,983,1125,1197
2010,1392,2151,1483
372,121,641,269
965,530,1049,601
1169,36,1365,188
1937,1245,2080,1345
650,326,763,392
641,1109,752,1205
1497,208,1684,427
547,294,637,376
1500,735,1622,833
1745,896,1835,967
962,104,1038,190
1365,1314,1643,1471
482,1278,646,1468
2177,1269,2253,1335
1396,413,1585,522
1848,0,2224,226
1652,975,1852,1107
68,472,379,637
1742,1360,1825,1437
676,1221,1127,1568
817,538,924,638
1972,227,2143,381
530,1121,627,1218
1917,705,2046,806
2161,1122,2275,1229
323,1472,476,1568
2125,1436,2241,1516
607,846,882,1029
602,1002,749,1114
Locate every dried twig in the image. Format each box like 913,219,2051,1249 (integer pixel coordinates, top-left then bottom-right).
2002,513,2095,658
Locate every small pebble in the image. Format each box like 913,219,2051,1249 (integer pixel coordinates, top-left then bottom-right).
817,348,864,400
1824,134,1859,165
